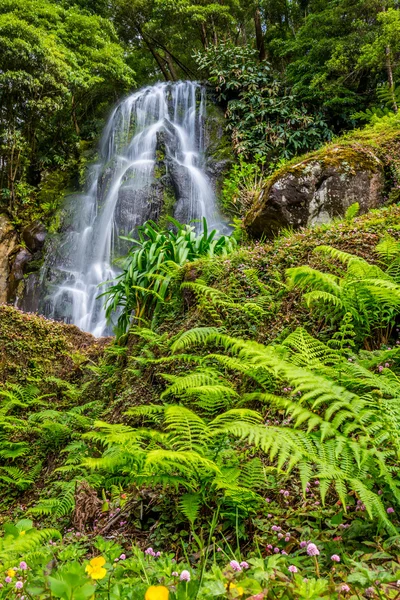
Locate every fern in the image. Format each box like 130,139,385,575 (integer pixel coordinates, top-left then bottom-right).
161,324,400,532
287,243,400,346
179,493,202,525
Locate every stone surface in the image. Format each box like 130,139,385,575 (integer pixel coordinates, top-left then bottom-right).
7,248,32,303
245,146,385,238
22,220,47,253
0,213,18,303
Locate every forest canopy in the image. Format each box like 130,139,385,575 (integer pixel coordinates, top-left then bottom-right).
1,0,400,217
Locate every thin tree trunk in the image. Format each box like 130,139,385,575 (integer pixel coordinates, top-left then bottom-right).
165,52,178,81
385,46,398,113
382,2,398,112
136,24,171,80
200,23,208,48
254,7,266,61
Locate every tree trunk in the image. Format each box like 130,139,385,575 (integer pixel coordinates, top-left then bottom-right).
165,52,178,81
385,46,398,113
254,7,266,61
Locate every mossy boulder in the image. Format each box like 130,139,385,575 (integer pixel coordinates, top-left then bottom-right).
0,304,107,384
245,144,385,238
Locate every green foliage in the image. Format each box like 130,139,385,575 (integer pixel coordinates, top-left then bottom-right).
195,42,332,163
0,0,135,216
286,241,400,346
164,325,400,533
102,218,237,336
353,83,400,123
221,156,266,218
83,405,263,523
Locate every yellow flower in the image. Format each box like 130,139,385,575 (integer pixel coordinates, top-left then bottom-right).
145,585,170,600
85,556,107,580
6,569,16,578
225,582,244,597
19,531,26,536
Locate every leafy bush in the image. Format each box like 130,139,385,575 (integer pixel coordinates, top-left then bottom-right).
221,156,266,218
195,43,332,164
101,218,237,336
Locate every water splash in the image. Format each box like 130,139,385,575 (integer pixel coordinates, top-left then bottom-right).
41,81,229,337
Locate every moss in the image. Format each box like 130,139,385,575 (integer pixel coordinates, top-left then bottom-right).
158,185,177,229
0,304,108,384
204,99,233,162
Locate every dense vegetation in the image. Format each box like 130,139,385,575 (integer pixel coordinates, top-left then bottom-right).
2,207,400,598
2,0,400,225
2,1,400,599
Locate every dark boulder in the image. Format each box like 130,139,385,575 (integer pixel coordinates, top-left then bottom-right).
245,146,385,238
22,221,47,253
7,248,32,303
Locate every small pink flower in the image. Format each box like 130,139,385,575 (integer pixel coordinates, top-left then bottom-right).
306,543,319,556
299,541,307,548
340,584,350,592
240,561,249,569
271,525,281,532
331,554,340,562
267,544,273,550
19,562,27,571
274,548,280,554
15,582,23,590
277,533,283,539
229,560,241,572
145,548,156,556
365,588,375,598
387,507,395,514
119,554,126,560
155,551,161,557
285,536,290,542
172,571,179,577
281,550,287,555
217,547,222,552
5,577,11,584
180,570,191,582
283,491,290,497
288,565,298,573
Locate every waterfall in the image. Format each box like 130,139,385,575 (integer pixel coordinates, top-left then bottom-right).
39,81,229,337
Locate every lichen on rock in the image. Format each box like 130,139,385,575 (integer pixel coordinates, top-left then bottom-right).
245,143,386,238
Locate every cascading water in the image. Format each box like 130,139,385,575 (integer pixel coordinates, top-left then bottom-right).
39,81,229,337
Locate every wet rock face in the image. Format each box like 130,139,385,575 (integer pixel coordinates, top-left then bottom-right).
7,248,33,302
22,221,47,253
0,214,18,303
245,149,385,238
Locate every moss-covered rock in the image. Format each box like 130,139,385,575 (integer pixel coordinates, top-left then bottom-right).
0,304,108,384
245,118,400,238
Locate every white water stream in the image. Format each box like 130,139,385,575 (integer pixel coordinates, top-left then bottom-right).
43,81,228,336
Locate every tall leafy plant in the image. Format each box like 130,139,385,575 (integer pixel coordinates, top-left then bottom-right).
101,218,236,335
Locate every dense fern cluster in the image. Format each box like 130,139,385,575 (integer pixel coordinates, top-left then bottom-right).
3,231,400,582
